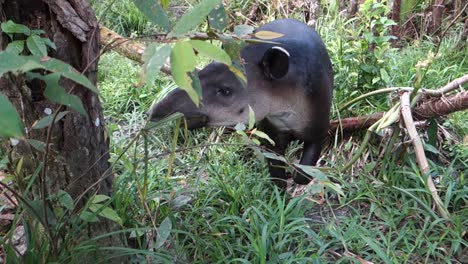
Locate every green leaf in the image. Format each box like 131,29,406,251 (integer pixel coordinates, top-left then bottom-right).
132,0,170,31
1,20,31,36
27,139,46,152
234,25,254,36
161,0,170,9
189,71,203,99
155,217,172,249
0,94,25,138
262,152,287,163
144,43,172,85
248,105,255,130
189,40,231,65
32,73,87,116
5,40,25,54
295,164,327,181
0,51,45,77
43,38,57,50
170,0,222,36
90,204,123,226
91,194,111,204
207,4,227,31
254,30,284,40
40,58,98,94
252,130,275,146
79,211,99,223
32,111,69,129
170,41,199,105
27,35,48,57
57,190,74,210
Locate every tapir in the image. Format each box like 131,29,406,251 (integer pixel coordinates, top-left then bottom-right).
148,19,333,188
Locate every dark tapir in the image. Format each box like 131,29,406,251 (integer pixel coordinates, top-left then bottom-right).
148,19,333,188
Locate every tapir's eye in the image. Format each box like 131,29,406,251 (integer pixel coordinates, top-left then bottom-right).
216,87,232,97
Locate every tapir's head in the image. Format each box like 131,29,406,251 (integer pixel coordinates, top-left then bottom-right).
148,46,291,129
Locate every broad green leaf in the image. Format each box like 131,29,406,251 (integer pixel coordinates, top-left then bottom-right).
234,25,254,36
79,210,99,223
155,217,172,249
27,139,46,152
132,0,170,31
0,51,44,77
170,0,222,36
36,73,87,116
208,4,227,31
57,190,74,210
189,71,203,99
189,40,231,65
172,195,192,208
252,130,275,146
89,204,123,226
91,194,111,204
41,58,98,94
1,20,31,36
144,43,172,85
295,164,327,181
43,38,57,50
323,181,345,196
32,111,69,129
170,41,199,105
0,94,25,138
31,29,46,35
262,152,287,163
254,30,284,40
27,35,48,57
5,40,25,54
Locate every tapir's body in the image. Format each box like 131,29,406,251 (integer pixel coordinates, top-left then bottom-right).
149,19,333,188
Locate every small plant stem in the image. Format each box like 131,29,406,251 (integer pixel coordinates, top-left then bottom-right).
339,87,413,111
400,92,450,220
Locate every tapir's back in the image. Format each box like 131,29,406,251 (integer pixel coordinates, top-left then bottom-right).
241,19,333,140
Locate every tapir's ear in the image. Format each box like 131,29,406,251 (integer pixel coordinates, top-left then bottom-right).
261,46,290,79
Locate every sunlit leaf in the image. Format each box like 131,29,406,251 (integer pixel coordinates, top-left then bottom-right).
248,105,255,130
0,94,25,138
170,0,222,36
254,30,284,40
79,211,99,223
170,41,199,105
189,40,231,65
262,152,287,163
252,130,275,146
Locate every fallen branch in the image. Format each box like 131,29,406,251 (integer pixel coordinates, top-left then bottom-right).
330,91,468,134
400,92,450,220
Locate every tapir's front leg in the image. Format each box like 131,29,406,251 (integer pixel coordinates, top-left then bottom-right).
292,140,323,184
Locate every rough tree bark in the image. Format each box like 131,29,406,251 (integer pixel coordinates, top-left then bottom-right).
0,0,121,256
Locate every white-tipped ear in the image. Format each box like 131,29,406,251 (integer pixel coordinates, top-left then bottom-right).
261,46,290,79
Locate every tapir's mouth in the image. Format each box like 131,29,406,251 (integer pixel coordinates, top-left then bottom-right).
183,113,209,130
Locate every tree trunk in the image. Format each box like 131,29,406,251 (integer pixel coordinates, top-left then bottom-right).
0,0,122,258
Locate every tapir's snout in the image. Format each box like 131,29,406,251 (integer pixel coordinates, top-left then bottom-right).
147,88,209,129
